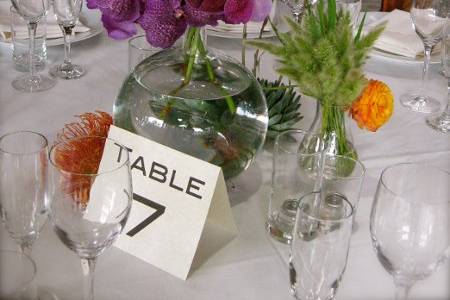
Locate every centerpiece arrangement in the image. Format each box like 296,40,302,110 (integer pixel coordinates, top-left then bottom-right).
88,0,273,179
249,0,394,166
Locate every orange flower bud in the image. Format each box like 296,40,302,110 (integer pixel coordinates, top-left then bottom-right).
350,80,394,132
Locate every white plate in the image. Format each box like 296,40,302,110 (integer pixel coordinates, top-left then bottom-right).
364,12,440,65
206,2,290,39
46,9,103,47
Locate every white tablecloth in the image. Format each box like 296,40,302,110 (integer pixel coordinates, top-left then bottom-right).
0,15,449,300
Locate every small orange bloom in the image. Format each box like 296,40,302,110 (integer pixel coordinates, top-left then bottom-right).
350,80,394,132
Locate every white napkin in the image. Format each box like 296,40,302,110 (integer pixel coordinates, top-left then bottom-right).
0,1,90,42
367,9,424,58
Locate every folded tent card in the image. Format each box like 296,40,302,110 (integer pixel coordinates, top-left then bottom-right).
0,2,89,42
92,125,237,280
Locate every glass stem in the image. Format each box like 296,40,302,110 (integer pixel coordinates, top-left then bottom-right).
394,284,412,300
419,45,433,98
20,242,33,256
62,25,75,66
81,257,97,300
27,22,37,79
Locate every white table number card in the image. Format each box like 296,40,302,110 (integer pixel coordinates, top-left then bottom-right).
103,125,238,280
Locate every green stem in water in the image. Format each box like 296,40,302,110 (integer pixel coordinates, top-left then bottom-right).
171,27,236,115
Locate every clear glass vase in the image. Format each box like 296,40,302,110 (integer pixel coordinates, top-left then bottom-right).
114,27,268,179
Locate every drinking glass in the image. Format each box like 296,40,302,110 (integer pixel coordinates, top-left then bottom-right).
289,191,355,300
337,0,362,29
49,136,132,300
400,0,448,113
0,250,37,300
50,0,85,79
370,163,450,300
268,129,365,244
426,22,450,132
0,131,49,255
129,35,163,72
267,129,323,244
10,0,56,92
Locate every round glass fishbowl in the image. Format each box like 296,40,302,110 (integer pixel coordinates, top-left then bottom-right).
113,30,268,179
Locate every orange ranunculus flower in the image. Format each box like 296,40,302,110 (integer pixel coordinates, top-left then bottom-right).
350,79,394,132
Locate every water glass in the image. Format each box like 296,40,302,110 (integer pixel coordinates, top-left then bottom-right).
289,191,355,300
11,6,47,73
267,129,323,244
0,250,37,300
129,35,163,71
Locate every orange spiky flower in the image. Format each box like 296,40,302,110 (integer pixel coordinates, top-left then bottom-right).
350,80,394,132
53,111,113,205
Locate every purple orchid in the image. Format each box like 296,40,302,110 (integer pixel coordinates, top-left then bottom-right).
88,0,143,39
89,0,273,47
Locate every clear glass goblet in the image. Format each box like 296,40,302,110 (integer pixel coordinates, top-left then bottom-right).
400,0,448,113
10,0,56,92
370,163,450,300
50,0,85,79
49,136,132,300
289,191,355,300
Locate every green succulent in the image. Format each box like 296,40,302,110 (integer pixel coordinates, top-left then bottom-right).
260,78,303,139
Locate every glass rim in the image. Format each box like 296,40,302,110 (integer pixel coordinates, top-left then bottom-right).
49,135,130,177
298,191,355,222
0,250,37,287
274,128,323,154
0,130,48,156
128,34,158,51
379,162,450,203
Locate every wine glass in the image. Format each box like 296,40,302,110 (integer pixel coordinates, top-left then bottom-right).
370,163,450,300
49,136,132,300
10,0,56,92
50,0,85,79
427,21,450,132
0,131,49,256
289,191,355,300
400,0,448,113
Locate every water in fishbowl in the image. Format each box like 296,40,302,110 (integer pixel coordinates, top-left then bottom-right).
114,47,268,179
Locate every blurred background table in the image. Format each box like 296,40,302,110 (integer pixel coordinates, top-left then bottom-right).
0,2,449,300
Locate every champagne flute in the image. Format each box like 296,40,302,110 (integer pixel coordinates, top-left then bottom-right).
10,0,56,92
50,0,85,79
0,131,49,256
427,21,450,132
49,136,132,300
370,163,450,300
400,0,448,113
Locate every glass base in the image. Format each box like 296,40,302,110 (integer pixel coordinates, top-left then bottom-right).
400,93,441,113
11,74,56,93
50,63,85,80
267,199,299,244
426,112,450,133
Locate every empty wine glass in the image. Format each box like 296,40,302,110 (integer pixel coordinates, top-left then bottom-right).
400,0,448,113
49,136,132,300
10,0,56,92
0,131,49,256
50,0,85,79
370,163,450,300
289,191,355,300
427,21,450,132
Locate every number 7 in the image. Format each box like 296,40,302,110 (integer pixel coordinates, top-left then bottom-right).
126,193,166,237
